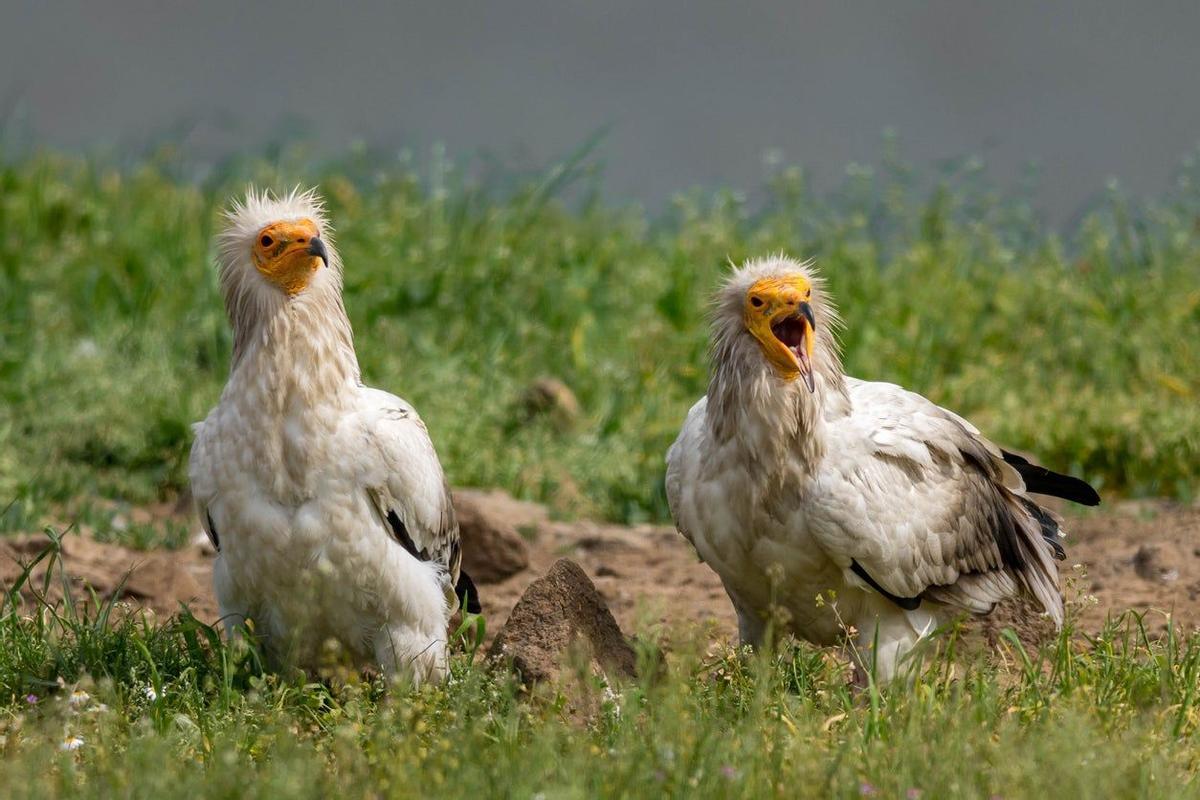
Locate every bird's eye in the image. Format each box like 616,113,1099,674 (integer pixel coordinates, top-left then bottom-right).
260,235,274,247
750,296,764,308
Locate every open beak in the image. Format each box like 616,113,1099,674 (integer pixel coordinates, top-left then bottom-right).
771,301,816,392
306,237,329,266
745,276,818,389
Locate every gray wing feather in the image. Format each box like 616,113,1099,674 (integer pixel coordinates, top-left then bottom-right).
362,389,462,583
818,380,1063,624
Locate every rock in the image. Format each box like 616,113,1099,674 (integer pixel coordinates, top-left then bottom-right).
1133,545,1160,580
489,558,636,685
518,377,581,431
453,489,536,584
1133,545,1176,582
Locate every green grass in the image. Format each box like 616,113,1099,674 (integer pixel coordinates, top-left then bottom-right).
1,142,1198,533
3,533,1200,798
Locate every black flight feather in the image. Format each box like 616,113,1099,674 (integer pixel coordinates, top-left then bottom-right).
851,560,922,610
205,511,220,552
455,570,482,614
386,509,429,562
1017,496,1067,560
989,492,1027,572
385,508,477,612
1001,450,1100,506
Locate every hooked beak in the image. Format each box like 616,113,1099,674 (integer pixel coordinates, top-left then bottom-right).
796,302,815,392
798,301,815,333
306,237,329,266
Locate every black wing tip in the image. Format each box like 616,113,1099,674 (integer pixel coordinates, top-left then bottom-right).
386,509,431,561
1032,473,1102,507
456,569,482,615
1000,449,1031,466
204,510,221,552
851,560,922,611
384,508,477,610
1066,480,1102,507
1001,450,1101,507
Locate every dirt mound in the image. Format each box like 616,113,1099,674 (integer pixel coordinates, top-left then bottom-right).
3,492,1198,653
489,558,636,685
0,533,217,621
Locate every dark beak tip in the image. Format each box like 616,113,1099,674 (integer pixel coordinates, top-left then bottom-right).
799,301,816,330
307,237,329,265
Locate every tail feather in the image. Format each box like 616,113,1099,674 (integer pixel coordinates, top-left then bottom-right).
1017,496,1067,560
1001,450,1100,506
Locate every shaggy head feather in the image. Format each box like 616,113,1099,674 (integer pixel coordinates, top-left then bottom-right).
706,256,847,447
215,187,353,371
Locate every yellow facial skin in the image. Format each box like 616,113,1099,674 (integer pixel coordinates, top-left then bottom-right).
252,218,325,295
743,276,815,384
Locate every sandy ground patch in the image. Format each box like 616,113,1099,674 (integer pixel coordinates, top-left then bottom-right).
3,495,1198,646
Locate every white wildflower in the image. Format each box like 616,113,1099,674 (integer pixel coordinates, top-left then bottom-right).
73,339,100,359
59,734,85,751
602,685,623,719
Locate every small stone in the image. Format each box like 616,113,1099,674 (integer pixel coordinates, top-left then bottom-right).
1133,545,1161,580
518,377,581,431
1133,545,1177,583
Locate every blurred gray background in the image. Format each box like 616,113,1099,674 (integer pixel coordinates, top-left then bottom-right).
3,1,1198,219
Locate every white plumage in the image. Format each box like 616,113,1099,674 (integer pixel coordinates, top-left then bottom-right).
189,188,471,684
666,256,1098,682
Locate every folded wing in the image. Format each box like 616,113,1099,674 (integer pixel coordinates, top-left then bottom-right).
359,388,479,614
811,379,1094,625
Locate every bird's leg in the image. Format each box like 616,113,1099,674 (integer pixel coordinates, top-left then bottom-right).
731,594,768,650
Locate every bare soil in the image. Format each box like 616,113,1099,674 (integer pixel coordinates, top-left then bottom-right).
3,495,1199,646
